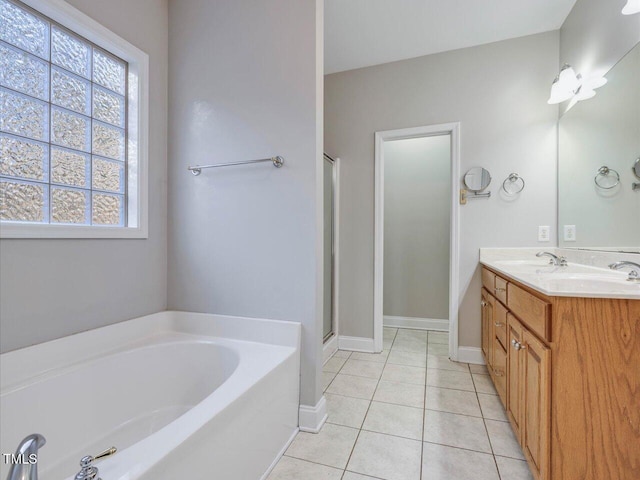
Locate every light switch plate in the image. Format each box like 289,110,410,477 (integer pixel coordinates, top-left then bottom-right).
563,225,576,242
538,225,550,242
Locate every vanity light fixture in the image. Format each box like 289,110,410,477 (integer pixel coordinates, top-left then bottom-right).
622,0,640,15
547,64,607,105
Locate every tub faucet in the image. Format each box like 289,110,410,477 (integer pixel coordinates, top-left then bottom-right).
6,434,46,480
73,447,117,480
536,251,568,267
609,261,640,282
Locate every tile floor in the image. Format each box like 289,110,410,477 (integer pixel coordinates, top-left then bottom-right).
268,327,533,480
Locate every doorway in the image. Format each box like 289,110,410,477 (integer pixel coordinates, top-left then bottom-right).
374,124,460,359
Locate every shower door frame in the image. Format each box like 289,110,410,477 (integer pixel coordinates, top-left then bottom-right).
322,155,340,357
373,123,461,361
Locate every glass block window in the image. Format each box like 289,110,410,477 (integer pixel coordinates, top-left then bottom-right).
0,0,128,227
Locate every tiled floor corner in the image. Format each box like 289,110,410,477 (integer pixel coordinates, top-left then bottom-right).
268,328,531,480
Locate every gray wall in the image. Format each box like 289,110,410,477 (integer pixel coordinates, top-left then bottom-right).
383,136,450,320
560,0,640,116
0,0,168,353
325,31,559,348
167,0,323,407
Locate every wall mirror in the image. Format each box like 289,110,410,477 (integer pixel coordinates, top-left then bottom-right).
463,167,491,192
558,42,640,252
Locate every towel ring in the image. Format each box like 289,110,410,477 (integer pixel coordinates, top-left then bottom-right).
502,173,525,195
594,166,620,189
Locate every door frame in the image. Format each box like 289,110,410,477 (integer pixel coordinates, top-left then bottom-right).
373,123,461,360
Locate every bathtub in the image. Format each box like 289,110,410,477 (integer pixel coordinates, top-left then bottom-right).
0,311,301,480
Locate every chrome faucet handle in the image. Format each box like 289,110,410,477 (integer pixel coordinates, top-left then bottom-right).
74,447,117,480
609,261,640,282
536,251,568,267
558,256,568,267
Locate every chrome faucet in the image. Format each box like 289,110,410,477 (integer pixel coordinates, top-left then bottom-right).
609,261,640,282
6,434,46,480
73,447,117,480
536,251,568,267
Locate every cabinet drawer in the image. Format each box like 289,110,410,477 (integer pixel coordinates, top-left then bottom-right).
507,283,551,341
482,268,496,292
494,276,508,305
494,300,508,350
492,338,507,406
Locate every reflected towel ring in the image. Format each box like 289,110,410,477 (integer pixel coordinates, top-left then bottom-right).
502,173,525,195
594,166,620,189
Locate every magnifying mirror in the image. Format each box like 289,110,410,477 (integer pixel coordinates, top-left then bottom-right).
633,158,640,180
463,167,491,192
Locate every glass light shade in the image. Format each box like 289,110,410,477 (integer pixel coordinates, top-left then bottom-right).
558,65,580,93
575,86,596,101
583,76,607,90
548,78,574,104
622,0,640,14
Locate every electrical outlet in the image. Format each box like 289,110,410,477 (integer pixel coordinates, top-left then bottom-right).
564,225,576,242
538,225,550,242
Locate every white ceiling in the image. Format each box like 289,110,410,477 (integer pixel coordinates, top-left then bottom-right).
325,0,577,74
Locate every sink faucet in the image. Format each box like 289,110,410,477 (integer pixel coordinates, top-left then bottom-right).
536,251,568,267
6,434,46,480
609,261,640,282
73,446,117,480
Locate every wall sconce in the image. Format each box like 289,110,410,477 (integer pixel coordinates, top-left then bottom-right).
547,64,607,105
622,0,640,15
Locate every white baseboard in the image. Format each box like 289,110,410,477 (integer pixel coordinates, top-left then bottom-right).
457,346,485,365
259,427,299,480
338,335,375,353
384,315,449,331
298,395,328,433
323,335,338,364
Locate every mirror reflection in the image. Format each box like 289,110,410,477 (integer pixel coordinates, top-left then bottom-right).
463,167,491,192
558,43,640,251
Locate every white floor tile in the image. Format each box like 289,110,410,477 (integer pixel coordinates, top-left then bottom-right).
349,350,389,363
478,393,508,422
425,386,482,417
322,371,337,392
374,380,425,408
391,338,427,354
325,393,370,429
426,355,469,372
362,401,424,440
285,423,359,469
268,456,343,480
333,350,352,359
326,374,379,400
387,349,427,367
426,369,475,391
341,358,386,379
427,343,449,357
472,374,498,395
469,363,489,374
324,356,348,373
421,442,499,480
347,430,422,480
342,472,382,480
381,364,426,385
485,419,525,460
495,456,534,480
423,409,492,453
396,329,428,341
428,331,449,345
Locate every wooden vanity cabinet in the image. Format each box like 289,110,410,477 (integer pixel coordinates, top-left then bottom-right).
481,266,640,480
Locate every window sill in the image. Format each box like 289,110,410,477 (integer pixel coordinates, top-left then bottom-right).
0,223,148,239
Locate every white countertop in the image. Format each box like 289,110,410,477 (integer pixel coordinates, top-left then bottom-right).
480,248,640,300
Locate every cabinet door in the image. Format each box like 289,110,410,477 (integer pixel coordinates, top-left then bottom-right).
522,328,551,480
481,289,495,368
507,314,524,442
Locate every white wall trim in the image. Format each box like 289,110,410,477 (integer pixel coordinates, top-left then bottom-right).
384,316,448,331
374,123,461,358
323,334,338,364
457,346,485,365
259,427,299,480
299,395,328,433
338,335,375,353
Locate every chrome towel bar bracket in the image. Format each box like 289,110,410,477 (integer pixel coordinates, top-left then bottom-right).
189,156,284,176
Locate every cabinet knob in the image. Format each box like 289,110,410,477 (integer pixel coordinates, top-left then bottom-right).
493,368,505,377
495,287,506,293
511,339,525,350
494,322,504,327
481,301,487,307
